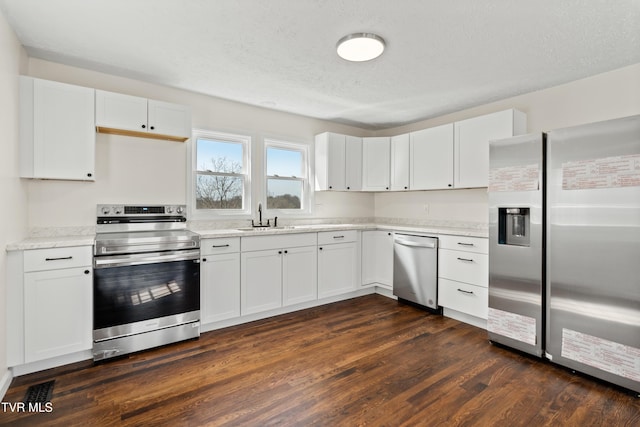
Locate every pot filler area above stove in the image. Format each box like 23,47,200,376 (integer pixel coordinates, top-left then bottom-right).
92,204,200,361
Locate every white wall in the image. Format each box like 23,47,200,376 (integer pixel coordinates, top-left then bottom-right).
25,59,376,228
374,63,640,224
0,9,28,392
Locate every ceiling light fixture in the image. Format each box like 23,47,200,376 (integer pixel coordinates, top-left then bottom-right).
336,33,385,62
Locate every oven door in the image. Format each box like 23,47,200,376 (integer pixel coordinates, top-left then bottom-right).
93,249,200,341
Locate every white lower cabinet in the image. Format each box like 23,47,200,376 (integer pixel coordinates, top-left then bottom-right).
241,250,283,315
24,267,93,363
11,246,94,365
317,231,359,298
282,246,318,306
200,238,241,324
437,235,489,322
361,230,393,289
240,234,317,315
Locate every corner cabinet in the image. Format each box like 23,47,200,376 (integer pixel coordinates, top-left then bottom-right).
454,109,527,188
362,137,391,191
19,76,96,181
390,134,410,191
95,90,191,142
361,230,394,289
315,132,362,191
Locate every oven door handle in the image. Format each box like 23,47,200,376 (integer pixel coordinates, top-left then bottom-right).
94,249,201,268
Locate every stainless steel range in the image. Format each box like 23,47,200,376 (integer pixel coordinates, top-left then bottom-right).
93,204,200,361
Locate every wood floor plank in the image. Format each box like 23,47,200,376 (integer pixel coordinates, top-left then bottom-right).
2,294,638,426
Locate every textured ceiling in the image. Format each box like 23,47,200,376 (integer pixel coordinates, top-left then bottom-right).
1,0,639,130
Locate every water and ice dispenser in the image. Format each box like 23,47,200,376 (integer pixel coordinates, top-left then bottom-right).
498,208,530,246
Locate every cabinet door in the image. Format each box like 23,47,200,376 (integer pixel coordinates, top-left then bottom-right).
318,242,358,298
315,132,346,191
201,253,240,324
361,231,394,288
147,99,191,139
282,246,317,306
454,109,524,188
410,124,454,190
24,267,92,363
391,134,410,191
241,250,282,315
362,137,391,191
25,78,95,180
345,136,363,191
95,90,148,133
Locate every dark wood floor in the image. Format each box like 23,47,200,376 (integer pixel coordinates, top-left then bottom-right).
2,294,639,426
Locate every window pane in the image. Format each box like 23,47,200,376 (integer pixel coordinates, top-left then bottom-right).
267,147,302,177
196,174,243,209
267,179,302,209
197,139,243,173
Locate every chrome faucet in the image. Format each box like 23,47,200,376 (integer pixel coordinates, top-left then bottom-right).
258,203,262,225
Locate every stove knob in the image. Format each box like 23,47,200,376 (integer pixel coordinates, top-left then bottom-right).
114,207,122,215
101,206,110,215
176,206,184,214
166,206,174,214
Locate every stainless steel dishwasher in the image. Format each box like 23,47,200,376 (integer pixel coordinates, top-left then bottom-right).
393,233,439,310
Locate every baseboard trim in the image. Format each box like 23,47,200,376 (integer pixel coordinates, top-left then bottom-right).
0,369,14,401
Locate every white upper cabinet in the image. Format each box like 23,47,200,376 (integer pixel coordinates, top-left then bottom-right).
410,123,454,190
315,132,345,190
344,135,363,191
390,133,410,191
362,137,391,191
315,132,362,191
454,109,527,188
19,76,96,181
95,90,191,142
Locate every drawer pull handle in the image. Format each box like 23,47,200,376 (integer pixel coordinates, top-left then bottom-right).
457,288,474,295
211,244,230,248
333,235,345,239
457,242,474,246
457,257,474,262
45,256,73,261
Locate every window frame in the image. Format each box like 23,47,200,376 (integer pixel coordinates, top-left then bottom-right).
189,129,252,219
263,138,313,216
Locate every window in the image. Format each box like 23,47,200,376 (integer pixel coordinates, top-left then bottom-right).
192,130,251,215
265,139,311,213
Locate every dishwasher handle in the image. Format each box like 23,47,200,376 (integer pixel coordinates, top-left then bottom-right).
394,238,437,249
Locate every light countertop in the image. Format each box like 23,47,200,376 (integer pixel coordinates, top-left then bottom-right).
6,221,487,251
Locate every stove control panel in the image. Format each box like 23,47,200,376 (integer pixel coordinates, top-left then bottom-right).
96,204,187,217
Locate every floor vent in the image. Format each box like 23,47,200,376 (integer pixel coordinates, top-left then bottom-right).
23,380,55,403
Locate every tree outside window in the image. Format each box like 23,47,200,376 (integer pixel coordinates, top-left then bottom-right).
194,132,250,212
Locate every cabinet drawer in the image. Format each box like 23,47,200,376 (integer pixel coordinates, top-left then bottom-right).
241,233,317,252
438,235,488,254
24,246,93,272
201,237,240,255
438,278,488,319
317,230,358,245
438,249,488,287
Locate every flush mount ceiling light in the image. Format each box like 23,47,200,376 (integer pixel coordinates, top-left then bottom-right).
336,33,385,62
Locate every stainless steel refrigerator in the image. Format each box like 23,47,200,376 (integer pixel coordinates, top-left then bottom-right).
488,115,640,394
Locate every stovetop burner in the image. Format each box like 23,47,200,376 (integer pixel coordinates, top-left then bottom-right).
95,204,199,255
